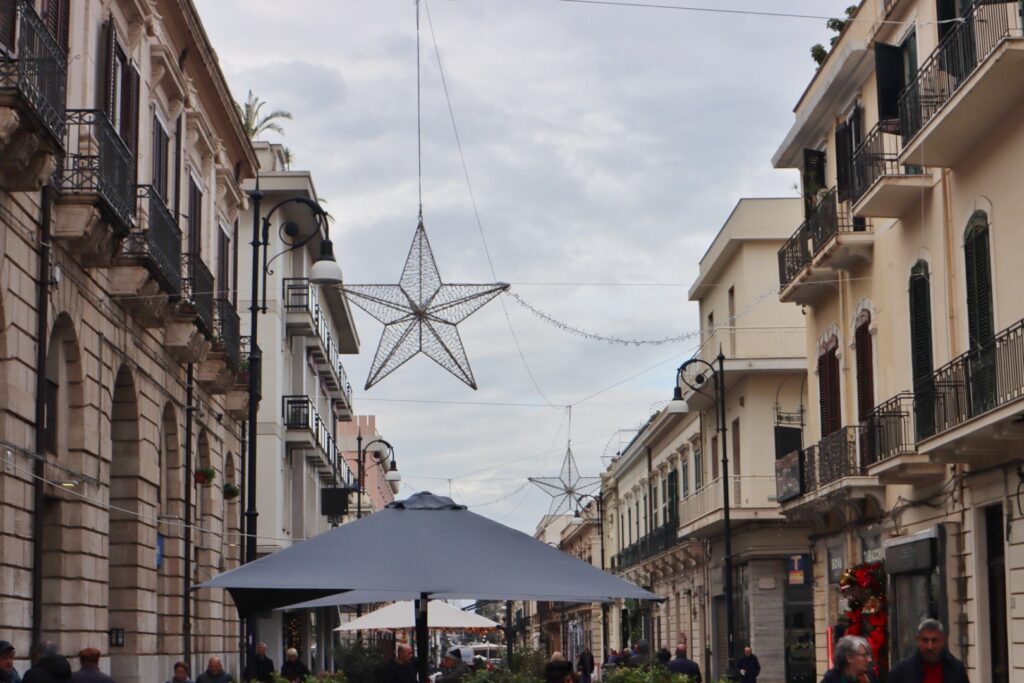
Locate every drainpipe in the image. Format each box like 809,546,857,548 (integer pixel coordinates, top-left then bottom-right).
184,364,194,667
31,184,54,649
941,170,960,356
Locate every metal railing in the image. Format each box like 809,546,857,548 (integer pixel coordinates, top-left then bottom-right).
777,188,855,288
0,0,66,143
612,519,677,571
61,110,135,232
215,298,240,368
183,253,214,338
800,445,819,494
899,1,1023,143
816,427,862,486
861,392,916,467
850,121,926,204
915,316,1024,440
124,186,182,294
282,395,339,471
283,277,353,405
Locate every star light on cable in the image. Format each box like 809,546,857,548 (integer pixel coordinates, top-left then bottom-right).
341,221,509,390
529,446,601,517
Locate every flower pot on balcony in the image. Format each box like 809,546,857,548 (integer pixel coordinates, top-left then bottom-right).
223,482,241,500
194,467,216,485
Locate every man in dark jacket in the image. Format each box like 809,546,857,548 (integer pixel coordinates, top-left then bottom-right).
666,644,702,682
889,620,969,683
21,643,71,683
196,658,235,683
437,649,470,683
626,640,652,668
70,649,113,683
279,649,309,683
0,642,21,683
382,644,416,683
577,649,595,683
243,644,274,683
737,647,761,683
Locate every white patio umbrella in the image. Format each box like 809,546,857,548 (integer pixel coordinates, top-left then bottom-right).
335,600,499,632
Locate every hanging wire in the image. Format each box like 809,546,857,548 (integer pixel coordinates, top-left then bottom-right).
416,0,423,219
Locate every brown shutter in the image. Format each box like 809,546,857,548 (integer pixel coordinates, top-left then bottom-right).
123,62,141,181
819,342,842,437
835,122,852,202
102,19,117,122
818,353,830,436
188,177,202,255
42,0,69,54
217,228,230,298
0,1,15,54
855,316,874,421
152,115,167,200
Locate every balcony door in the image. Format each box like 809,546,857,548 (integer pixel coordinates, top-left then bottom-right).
909,261,935,439
818,336,841,438
964,212,996,415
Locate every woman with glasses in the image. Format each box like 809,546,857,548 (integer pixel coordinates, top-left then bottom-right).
821,635,876,683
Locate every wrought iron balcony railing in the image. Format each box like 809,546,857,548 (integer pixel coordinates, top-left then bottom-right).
283,277,353,405
123,186,182,294
215,298,240,368
899,1,1023,143
816,427,862,487
777,188,854,287
861,392,917,467
915,316,1024,441
850,121,925,204
611,519,677,571
282,394,340,472
182,253,214,338
60,110,135,232
0,0,66,143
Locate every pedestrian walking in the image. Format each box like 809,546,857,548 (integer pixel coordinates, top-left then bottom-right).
737,646,761,683
626,640,651,668
70,649,113,683
576,649,594,683
21,643,70,683
666,643,701,682
0,641,21,683
383,644,416,683
888,619,969,683
165,661,192,683
243,644,274,683
820,636,874,683
279,649,309,683
436,649,470,683
196,658,235,683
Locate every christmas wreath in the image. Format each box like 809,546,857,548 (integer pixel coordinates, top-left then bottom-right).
837,561,888,675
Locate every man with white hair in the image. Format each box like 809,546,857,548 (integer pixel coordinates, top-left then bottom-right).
279,649,309,683
820,635,873,683
889,619,969,683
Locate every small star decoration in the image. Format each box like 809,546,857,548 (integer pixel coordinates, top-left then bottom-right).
529,446,601,516
342,221,509,390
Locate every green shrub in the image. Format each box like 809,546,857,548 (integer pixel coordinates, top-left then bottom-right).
333,641,384,683
508,648,546,677
603,665,698,683
463,670,542,683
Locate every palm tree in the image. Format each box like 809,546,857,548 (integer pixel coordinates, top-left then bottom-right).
237,90,292,140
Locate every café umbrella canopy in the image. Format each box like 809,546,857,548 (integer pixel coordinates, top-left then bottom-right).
335,600,499,632
199,492,659,680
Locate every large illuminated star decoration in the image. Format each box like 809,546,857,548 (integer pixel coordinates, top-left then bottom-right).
529,446,601,517
341,221,509,390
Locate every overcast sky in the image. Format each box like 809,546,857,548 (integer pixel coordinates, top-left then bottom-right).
194,0,851,535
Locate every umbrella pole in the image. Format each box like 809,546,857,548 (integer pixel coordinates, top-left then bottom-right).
416,593,429,682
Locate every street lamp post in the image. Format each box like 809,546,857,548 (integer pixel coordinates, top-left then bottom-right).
667,349,736,680
244,183,344,670
354,434,401,520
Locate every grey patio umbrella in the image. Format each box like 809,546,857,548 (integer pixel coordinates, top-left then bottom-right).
199,492,659,681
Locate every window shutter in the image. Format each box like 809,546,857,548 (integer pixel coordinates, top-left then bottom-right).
0,2,15,53
217,229,230,298
875,43,904,122
802,149,827,218
123,62,141,180
819,344,841,437
42,0,69,54
835,122,852,202
909,262,934,384
102,19,118,122
855,317,875,421
188,177,202,255
818,353,830,436
965,218,994,349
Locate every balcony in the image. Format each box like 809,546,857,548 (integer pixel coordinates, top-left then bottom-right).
677,475,780,538
612,518,678,572
914,316,1024,463
224,336,255,420
778,188,872,305
861,392,945,484
0,0,66,191
197,298,241,394
776,427,880,511
283,278,354,409
164,253,213,363
109,186,182,327
850,121,934,218
898,1,1024,167
282,395,342,477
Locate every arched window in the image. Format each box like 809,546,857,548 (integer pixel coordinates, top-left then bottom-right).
855,310,875,421
964,212,996,414
909,261,935,438
818,335,841,437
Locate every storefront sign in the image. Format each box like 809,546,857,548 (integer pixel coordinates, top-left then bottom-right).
776,451,802,502
827,544,845,584
886,537,936,574
787,554,810,585
861,534,883,564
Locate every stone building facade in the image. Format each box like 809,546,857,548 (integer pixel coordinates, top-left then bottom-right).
0,0,256,680
770,1,1024,680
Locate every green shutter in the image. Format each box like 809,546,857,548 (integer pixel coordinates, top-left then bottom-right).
910,261,936,439
965,214,994,348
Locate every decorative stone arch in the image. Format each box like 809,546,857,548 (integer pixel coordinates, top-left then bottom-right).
108,364,158,681
45,313,87,469
816,323,842,361
849,298,878,345
157,402,183,656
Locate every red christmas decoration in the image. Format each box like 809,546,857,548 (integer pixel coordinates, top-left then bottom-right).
836,561,888,676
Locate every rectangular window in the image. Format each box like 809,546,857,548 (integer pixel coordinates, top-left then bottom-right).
43,379,58,453
152,116,170,201
217,226,231,298
680,459,690,498
711,436,719,480
661,478,669,524
819,343,842,437
667,470,678,521
642,495,648,535
188,176,203,254
652,485,658,528
694,447,704,490
732,418,741,477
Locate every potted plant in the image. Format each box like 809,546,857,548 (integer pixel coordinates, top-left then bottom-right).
223,482,241,500
194,467,216,485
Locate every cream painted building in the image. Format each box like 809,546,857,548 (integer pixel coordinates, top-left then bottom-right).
771,1,1024,680
0,0,256,680
237,141,359,671
604,198,809,683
